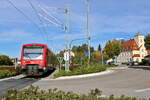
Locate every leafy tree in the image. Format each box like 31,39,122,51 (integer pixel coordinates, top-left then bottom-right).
0,55,13,65
145,34,150,49
72,44,95,65
72,44,94,53
50,54,59,66
98,44,101,51
104,40,121,59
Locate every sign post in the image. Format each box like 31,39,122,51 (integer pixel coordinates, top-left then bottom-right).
64,51,70,71
57,57,63,71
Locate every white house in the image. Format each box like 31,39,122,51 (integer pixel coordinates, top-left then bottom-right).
115,33,149,64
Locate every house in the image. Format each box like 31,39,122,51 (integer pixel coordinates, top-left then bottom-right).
115,33,148,64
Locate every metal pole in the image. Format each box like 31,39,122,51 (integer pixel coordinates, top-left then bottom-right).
64,7,70,71
15,58,17,69
86,0,91,63
101,50,104,65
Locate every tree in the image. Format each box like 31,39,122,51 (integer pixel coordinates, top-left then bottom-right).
71,44,95,65
98,44,101,51
145,34,150,49
0,55,13,65
104,40,121,59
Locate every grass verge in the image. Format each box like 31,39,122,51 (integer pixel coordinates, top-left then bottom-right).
54,65,116,78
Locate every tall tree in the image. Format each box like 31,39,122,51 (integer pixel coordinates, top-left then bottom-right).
104,40,121,59
0,55,13,65
145,34,150,49
98,44,101,51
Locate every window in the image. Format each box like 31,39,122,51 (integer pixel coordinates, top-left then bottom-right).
23,46,44,60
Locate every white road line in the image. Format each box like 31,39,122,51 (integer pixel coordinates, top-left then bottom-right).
135,88,150,93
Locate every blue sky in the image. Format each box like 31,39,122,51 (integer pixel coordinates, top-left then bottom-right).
1,0,150,58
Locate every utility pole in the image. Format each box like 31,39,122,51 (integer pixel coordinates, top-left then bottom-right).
64,7,70,71
86,0,91,64
38,6,70,71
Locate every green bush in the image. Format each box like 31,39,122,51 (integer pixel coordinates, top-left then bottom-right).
139,59,150,65
0,55,13,65
54,65,114,78
0,70,17,79
1,86,145,100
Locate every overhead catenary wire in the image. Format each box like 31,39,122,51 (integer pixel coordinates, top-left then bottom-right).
38,13,64,29
6,0,45,42
39,5,63,25
26,0,49,43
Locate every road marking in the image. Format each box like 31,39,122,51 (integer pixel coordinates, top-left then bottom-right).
135,88,150,92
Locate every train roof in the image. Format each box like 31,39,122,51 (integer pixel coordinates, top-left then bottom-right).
23,43,47,47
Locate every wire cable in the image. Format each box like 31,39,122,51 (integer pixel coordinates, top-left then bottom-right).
26,0,49,43
6,0,45,42
39,6,63,25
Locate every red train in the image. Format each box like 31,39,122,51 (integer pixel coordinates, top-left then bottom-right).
20,43,54,76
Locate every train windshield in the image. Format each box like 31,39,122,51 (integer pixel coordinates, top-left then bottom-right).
23,46,44,60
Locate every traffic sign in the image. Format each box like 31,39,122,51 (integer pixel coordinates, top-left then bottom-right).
57,57,63,64
64,52,69,61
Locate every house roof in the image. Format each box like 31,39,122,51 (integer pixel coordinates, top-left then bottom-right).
132,54,140,57
122,39,139,51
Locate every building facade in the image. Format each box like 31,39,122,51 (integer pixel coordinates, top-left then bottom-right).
115,34,148,64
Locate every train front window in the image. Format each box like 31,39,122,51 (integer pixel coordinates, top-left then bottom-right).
23,46,44,60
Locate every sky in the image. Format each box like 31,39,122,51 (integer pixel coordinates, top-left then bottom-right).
1,0,150,58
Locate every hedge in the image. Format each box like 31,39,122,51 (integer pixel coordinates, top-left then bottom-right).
54,65,115,78
0,85,146,100
0,70,17,79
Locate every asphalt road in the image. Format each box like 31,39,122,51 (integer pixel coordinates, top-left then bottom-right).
32,66,150,99
0,78,38,96
0,69,55,97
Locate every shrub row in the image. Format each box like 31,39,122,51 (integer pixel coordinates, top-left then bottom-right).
0,66,20,73
54,65,115,78
0,70,17,79
1,85,146,100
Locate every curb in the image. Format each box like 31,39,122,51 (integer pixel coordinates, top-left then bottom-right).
42,69,114,81
108,67,129,70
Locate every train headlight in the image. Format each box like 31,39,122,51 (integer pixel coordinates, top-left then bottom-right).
43,67,46,70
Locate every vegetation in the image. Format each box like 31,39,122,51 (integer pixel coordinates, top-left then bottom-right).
145,34,150,49
71,44,101,65
0,55,13,66
54,65,115,78
139,59,150,65
50,54,59,66
0,70,17,79
103,40,121,60
98,44,101,51
0,66,20,73
1,85,146,100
